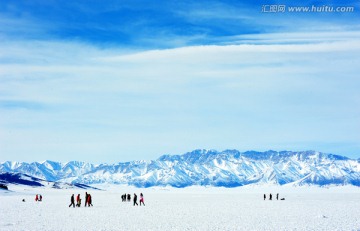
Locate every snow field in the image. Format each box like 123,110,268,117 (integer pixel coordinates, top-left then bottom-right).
0,185,359,231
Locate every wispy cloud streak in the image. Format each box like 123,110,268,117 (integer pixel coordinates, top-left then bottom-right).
1,34,359,162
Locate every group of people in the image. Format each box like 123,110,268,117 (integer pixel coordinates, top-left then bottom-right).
122,193,145,206
68,191,146,207
69,192,93,208
121,193,131,202
34,191,146,207
263,193,285,200
35,194,43,202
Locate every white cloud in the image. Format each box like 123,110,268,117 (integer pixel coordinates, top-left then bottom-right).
1,33,360,162
175,1,254,21
222,31,360,45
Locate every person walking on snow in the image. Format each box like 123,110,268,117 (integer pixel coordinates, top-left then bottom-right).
276,193,279,200
85,192,88,207
87,194,93,206
133,193,138,206
140,193,145,206
76,194,81,207
69,194,75,208
263,194,266,200
35,194,38,202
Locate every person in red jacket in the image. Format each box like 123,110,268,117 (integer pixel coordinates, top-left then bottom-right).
76,194,81,207
35,194,38,202
140,193,145,206
87,194,93,207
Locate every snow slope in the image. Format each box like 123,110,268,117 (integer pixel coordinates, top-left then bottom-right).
0,185,359,231
0,173,100,190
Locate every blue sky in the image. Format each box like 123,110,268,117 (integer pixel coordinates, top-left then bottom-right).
0,0,360,163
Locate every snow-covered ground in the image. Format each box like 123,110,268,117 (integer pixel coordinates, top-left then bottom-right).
1,184,359,231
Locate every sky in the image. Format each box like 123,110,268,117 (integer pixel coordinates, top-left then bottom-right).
0,0,360,163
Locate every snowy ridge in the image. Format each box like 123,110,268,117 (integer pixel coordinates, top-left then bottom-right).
1,150,360,187
0,172,100,190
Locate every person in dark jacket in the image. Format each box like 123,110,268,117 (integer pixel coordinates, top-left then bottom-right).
263,194,266,200
69,194,75,208
85,192,88,207
133,193,138,206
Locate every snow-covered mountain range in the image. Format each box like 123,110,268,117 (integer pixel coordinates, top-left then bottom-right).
1,150,360,187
